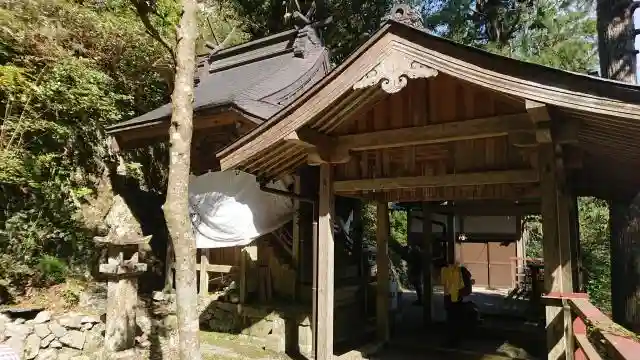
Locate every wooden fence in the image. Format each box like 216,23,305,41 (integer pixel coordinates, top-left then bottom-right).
544,293,640,360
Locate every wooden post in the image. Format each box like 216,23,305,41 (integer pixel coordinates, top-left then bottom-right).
568,195,583,292
239,247,247,304
376,201,390,343
538,143,574,360
446,214,455,263
422,202,433,325
316,163,335,360
199,249,210,296
292,175,301,299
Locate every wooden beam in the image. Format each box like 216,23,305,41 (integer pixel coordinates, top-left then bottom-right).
337,113,533,151
422,202,433,325
433,201,540,215
316,163,335,360
376,201,390,343
334,170,539,193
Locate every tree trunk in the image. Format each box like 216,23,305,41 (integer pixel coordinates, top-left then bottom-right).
163,0,201,359
597,0,639,331
596,0,637,83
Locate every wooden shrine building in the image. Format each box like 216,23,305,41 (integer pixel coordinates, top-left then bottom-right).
216,16,640,360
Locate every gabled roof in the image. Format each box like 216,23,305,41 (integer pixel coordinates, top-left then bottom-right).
216,19,640,199
106,26,330,135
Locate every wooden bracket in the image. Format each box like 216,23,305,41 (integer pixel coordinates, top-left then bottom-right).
284,126,351,165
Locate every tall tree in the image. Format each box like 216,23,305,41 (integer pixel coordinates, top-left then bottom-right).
596,0,640,332
163,0,201,359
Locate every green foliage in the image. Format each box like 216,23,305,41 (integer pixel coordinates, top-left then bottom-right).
0,0,172,296
228,0,393,63
578,197,611,313
425,0,598,73
60,285,81,308
360,201,410,286
523,198,611,312
36,255,69,286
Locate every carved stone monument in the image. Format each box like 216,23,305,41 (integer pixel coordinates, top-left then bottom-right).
95,194,151,357
96,234,150,354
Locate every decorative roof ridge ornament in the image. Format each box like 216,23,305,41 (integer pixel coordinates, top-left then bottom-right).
285,0,332,58
386,3,424,29
353,51,438,94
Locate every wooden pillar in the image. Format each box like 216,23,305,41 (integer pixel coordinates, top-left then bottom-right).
199,249,210,296
568,195,583,292
239,247,247,304
376,201,390,343
538,143,574,360
292,174,301,299
446,213,455,263
422,202,433,325
316,163,335,360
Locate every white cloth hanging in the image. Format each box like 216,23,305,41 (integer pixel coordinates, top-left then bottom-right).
188,171,294,248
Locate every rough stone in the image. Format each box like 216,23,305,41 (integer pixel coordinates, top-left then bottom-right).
59,330,85,350
59,315,83,330
35,348,57,360
24,333,41,359
82,323,93,331
78,283,107,315
164,315,178,331
80,316,100,324
33,312,51,324
34,323,52,338
40,333,55,348
50,340,63,349
49,322,67,338
57,348,82,360
6,322,33,340
84,331,103,353
6,337,25,356
0,316,6,342
135,314,151,334
151,292,165,301
70,355,90,360
14,318,25,325
91,322,105,335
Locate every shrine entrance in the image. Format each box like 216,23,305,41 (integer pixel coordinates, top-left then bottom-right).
217,16,640,360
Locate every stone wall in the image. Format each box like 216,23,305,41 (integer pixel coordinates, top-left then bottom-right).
0,311,104,360
0,297,178,360
198,298,313,356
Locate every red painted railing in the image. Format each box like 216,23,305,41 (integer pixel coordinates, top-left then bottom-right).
544,293,640,360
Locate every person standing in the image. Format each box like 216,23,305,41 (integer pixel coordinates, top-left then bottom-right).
405,242,423,306
440,258,474,346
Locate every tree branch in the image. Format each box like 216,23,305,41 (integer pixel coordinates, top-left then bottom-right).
129,0,177,67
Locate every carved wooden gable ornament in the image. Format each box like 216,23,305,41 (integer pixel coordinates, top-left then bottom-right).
352,51,438,94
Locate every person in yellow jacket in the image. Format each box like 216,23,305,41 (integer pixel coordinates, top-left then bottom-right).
439,258,473,346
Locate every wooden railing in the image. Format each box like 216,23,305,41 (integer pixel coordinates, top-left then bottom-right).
544,293,640,360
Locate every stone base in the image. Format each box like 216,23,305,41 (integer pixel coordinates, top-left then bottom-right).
199,300,313,356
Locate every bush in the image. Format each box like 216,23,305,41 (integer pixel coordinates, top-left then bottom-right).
35,256,69,286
